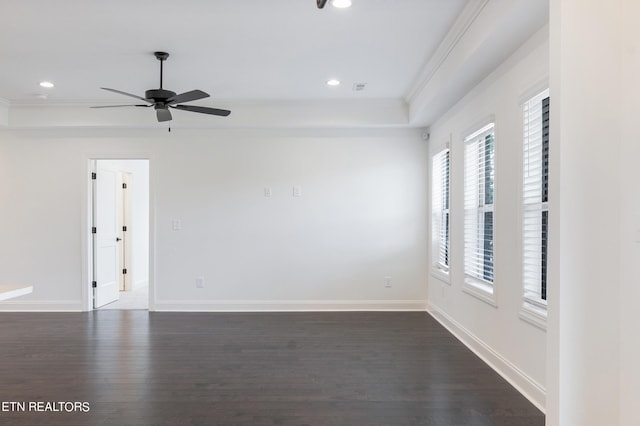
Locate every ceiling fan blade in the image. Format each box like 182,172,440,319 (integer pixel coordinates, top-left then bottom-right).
166,90,210,105
100,87,152,103
156,108,172,122
90,104,151,108
171,104,231,117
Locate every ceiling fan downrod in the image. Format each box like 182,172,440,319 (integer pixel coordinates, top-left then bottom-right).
154,51,169,89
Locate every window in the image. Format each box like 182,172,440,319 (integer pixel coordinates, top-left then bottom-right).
432,148,450,276
464,123,495,298
522,89,549,314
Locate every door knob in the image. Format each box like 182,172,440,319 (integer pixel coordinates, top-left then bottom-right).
116,237,122,242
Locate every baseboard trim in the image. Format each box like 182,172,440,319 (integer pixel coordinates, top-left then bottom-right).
0,299,426,313
153,299,427,312
426,302,546,413
0,300,83,312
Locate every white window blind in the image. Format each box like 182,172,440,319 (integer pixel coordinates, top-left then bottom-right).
432,148,450,272
522,89,549,306
464,123,495,284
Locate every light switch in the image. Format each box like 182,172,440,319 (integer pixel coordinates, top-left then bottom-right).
172,219,181,231
293,185,302,197
264,187,272,198
196,277,205,288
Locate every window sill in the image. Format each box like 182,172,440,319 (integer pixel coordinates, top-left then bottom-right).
462,276,497,308
519,300,547,331
430,267,450,285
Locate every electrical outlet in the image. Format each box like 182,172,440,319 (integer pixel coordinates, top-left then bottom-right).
172,219,182,231
264,187,272,198
293,185,302,197
384,276,392,288
196,277,205,288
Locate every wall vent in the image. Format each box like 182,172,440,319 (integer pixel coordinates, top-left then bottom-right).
353,83,367,91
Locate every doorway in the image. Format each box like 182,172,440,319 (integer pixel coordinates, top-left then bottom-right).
90,159,150,310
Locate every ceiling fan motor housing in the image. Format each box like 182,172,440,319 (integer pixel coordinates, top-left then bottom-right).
145,89,176,104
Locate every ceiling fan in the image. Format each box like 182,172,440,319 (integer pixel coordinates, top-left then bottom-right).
92,51,231,123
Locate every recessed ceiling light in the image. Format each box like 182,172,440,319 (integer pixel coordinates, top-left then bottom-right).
327,79,341,86
39,81,54,88
332,0,352,8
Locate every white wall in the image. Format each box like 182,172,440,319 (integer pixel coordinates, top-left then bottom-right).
0,127,428,311
0,132,84,309
619,1,640,423
547,0,640,425
426,28,549,410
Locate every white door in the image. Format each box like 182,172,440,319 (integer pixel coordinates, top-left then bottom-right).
93,163,121,308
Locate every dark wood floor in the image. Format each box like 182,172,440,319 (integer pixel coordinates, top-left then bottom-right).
0,311,544,425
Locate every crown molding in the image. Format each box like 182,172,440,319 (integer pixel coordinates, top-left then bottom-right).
406,0,490,104
4,98,411,129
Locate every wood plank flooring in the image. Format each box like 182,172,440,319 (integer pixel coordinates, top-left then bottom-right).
0,311,544,425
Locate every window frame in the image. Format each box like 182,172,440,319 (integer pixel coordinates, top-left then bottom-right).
431,146,451,283
520,88,549,330
462,122,497,307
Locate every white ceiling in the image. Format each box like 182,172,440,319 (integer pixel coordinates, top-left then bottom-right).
0,0,548,127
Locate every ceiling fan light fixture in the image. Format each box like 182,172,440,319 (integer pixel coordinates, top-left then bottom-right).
332,0,352,8
39,81,54,88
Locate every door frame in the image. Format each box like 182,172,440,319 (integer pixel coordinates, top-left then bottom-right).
81,154,155,311
119,171,133,292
